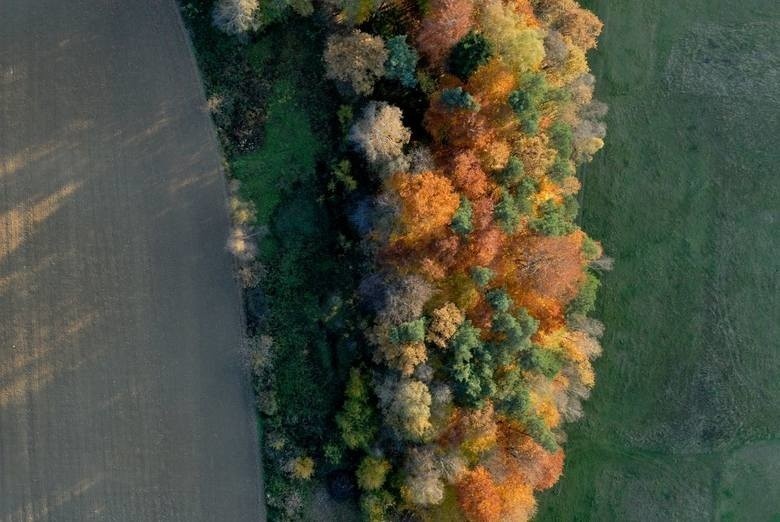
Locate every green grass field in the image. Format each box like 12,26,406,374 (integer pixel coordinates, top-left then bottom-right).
536,0,780,520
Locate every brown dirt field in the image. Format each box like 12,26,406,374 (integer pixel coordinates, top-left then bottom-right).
0,1,262,520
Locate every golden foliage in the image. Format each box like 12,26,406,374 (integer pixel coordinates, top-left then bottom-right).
389,171,460,243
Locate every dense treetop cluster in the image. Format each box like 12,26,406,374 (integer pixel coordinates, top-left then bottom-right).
212,0,608,520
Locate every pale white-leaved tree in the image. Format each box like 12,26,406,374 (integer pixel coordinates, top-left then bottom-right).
348,102,411,169
212,0,260,37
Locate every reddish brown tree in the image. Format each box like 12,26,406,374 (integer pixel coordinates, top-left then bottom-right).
416,0,474,65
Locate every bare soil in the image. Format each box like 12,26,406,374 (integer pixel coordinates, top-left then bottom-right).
0,1,261,520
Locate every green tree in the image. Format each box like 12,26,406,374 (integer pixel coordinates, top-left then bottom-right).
491,308,537,364
451,197,474,235
361,490,395,522
336,368,379,450
357,456,392,491
448,31,492,80
449,321,496,407
389,318,426,344
385,35,419,88
486,288,512,312
470,266,494,288
441,87,480,111
494,188,521,233
567,271,600,317
521,345,564,378
497,155,524,186
549,121,574,159
531,199,575,236
550,155,574,182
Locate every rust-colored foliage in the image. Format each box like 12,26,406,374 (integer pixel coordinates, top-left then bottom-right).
450,151,492,199
457,467,503,522
389,171,460,244
416,0,475,65
496,421,564,490
353,0,606,519
509,231,585,304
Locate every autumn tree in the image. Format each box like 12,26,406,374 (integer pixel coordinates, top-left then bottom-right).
324,30,387,95
286,456,315,480
375,274,433,324
379,377,433,440
427,302,465,348
327,0,381,25
388,171,459,243
557,3,603,51
349,102,411,168
416,0,475,65
357,456,392,491
361,490,395,522
512,232,585,304
401,446,446,505
479,0,545,74
457,467,502,522
212,0,260,37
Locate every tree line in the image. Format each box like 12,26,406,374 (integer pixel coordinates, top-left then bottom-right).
211,0,609,520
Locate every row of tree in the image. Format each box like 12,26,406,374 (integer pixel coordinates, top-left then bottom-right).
325,1,608,520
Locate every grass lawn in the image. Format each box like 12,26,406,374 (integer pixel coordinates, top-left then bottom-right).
536,0,780,520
